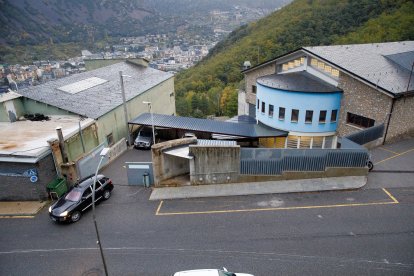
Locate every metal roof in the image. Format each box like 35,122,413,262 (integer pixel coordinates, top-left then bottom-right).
196,139,237,146
16,60,173,119
0,91,21,103
162,140,238,159
129,113,287,138
304,41,414,95
385,51,414,72
257,71,340,93
244,42,414,96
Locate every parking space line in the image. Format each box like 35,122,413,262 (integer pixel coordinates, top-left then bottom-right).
375,148,414,165
155,188,399,216
382,188,399,203
378,147,400,155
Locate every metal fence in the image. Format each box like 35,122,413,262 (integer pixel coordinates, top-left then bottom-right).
240,148,368,175
77,138,127,180
345,124,384,145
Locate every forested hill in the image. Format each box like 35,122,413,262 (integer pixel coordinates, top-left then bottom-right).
175,0,414,118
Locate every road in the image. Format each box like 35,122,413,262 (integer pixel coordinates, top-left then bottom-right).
1,139,413,275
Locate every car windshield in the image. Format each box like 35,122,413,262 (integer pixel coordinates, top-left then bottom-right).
65,188,82,202
139,129,152,137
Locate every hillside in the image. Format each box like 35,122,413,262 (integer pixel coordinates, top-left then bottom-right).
0,0,154,45
0,0,287,62
0,0,287,46
175,0,414,118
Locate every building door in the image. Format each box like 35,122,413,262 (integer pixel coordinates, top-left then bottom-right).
126,162,154,186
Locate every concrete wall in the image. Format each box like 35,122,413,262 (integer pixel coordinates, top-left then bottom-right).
0,98,25,122
189,145,240,185
21,98,75,116
65,123,99,162
239,167,368,183
0,153,57,201
151,138,197,187
151,138,368,188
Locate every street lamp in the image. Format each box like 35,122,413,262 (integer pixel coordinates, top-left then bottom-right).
119,71,132,146
143,101,156,145
92,147,110,276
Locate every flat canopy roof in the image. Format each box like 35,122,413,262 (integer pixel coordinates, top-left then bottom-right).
129,113,287,138
257,72,340,93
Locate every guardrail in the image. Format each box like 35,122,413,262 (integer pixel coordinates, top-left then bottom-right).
345,124,384,145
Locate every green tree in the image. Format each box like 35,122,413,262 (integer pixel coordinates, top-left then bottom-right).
175,0,412,118
220,86,238,117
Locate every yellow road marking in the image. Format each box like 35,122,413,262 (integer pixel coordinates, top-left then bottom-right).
155,189,399,216
378,147,400,155
155,200,164,215
382,188,399,203
375,148,414,165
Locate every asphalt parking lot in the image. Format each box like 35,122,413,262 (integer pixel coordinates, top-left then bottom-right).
100,137,414,217
365,138,414,190
1,138,413,276
1,138,412,219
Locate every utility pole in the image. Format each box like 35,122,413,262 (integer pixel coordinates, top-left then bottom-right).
119,71,132,146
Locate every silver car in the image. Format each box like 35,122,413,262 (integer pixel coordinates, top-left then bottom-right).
134,127,155,149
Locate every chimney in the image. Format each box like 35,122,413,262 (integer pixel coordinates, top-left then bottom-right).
56,126,69,163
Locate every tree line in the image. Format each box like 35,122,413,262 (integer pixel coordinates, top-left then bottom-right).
175,0,414,118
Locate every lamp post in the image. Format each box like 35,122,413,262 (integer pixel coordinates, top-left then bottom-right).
119,71,132,146
143,101,156,145
92,147,110,276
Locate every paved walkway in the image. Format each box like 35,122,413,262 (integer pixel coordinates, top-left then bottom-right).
149,176,367,200
0,201,48,217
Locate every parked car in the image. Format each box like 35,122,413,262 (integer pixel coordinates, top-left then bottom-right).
173,268,253,276
49,174,114,223
134,126,156,149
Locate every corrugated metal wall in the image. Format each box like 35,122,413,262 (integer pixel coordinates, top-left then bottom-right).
240,148,368,175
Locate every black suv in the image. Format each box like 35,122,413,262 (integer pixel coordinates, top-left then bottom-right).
49,174,114,223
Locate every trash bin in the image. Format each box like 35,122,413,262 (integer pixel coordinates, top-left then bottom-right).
143,172,150,188
47,178,68,199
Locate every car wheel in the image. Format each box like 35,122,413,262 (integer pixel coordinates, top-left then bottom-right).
103,189,111,200
71,211,81,222
367,161,374,171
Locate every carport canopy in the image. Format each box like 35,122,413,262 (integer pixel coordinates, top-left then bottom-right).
129,113,288,138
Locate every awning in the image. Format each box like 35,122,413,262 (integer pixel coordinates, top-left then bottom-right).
129,113,288,138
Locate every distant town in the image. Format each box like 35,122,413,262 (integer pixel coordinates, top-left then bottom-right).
0,6,278,93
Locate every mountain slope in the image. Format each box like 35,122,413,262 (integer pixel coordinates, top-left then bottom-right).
0,0,154,45
0,0,287,46
175,0,414,117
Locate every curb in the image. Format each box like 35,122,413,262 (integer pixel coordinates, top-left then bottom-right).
149,176,367,200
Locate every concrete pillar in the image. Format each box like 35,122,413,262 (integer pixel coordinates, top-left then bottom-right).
56,126,69,163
